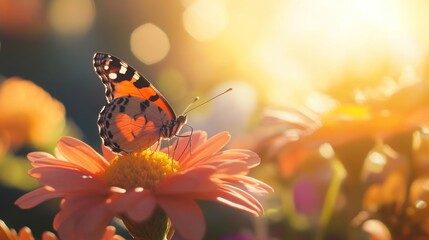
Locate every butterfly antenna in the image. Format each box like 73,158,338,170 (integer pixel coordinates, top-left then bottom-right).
181,96,200,115
182,88,232,115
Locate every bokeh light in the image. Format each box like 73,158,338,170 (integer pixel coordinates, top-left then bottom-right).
182,0,228,41
319,143,335,159
130,23,170,65
233,0,429,106
191,81,258,136
362,219,392,240
48,0,95,36
0,0,44,37
156,68,187,102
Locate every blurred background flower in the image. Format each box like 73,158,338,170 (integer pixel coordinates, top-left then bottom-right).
0,77,65,153
236,69,429,239
0,77,79,238
2,0,429,239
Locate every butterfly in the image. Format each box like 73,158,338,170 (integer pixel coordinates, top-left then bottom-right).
93,52,187,153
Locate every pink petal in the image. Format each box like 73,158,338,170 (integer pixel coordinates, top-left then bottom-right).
31,158,88,169
220,185,264,215
55,195,113,240
125,196,156,222
158,198,205,240
27,152,55,162
215,196,260,216
41,231,58,240
163,131,208,161
18,227,33,240
101,144,117,161
108,188,156,222
54,147,66,160
79,206,114,240
15,187,63,209
107,189,141,213
54,195,103,230
156,167,217,195
29,167,109,192
166,136,191,161
181,131,230,168
197,186,264,216
195,150,260,168
227,176,274,193
227,150,260,168
56,136,109,174
186,131,208,149
101,226,115,239
101,226,123,240
210,161,250,175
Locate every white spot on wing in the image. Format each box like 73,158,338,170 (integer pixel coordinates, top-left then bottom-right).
133,73,140,80
108,73,117,79
104,65,109,70
120,61,128,68
119,66,127,74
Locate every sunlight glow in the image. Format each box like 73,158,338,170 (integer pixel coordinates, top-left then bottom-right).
242,0,426,105
191,81,258,136
48,0,95,36
182,0,228,41
304,93,337,114
398,65,420,87
130,23,170,65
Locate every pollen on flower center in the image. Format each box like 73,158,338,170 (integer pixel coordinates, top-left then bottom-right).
104,149,180,189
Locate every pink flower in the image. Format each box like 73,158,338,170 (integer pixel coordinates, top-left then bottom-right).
15,131,272,240
0,219,123,240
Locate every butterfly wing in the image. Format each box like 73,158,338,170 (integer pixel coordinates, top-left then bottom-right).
98,96,172,152
93,53,178,153
93,52,176,119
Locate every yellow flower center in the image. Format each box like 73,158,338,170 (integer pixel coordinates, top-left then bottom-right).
104,149,180,189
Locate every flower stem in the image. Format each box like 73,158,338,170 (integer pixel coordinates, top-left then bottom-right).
315,157,346,240
121,208,171,240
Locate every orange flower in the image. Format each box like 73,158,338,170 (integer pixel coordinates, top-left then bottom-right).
0,77,65,153
15,131,272,240
243,78,429,177
0,219,123,240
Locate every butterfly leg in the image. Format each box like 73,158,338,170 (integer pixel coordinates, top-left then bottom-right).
174,124,193,161
167,139,171,158
154,139,161,151
171,137,181,161
168,139,176,171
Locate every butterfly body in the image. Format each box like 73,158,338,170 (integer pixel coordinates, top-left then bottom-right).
93,53,187,153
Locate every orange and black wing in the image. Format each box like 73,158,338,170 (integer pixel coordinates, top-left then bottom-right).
93,53,177,153
93,52,176,119
97,96,172,153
